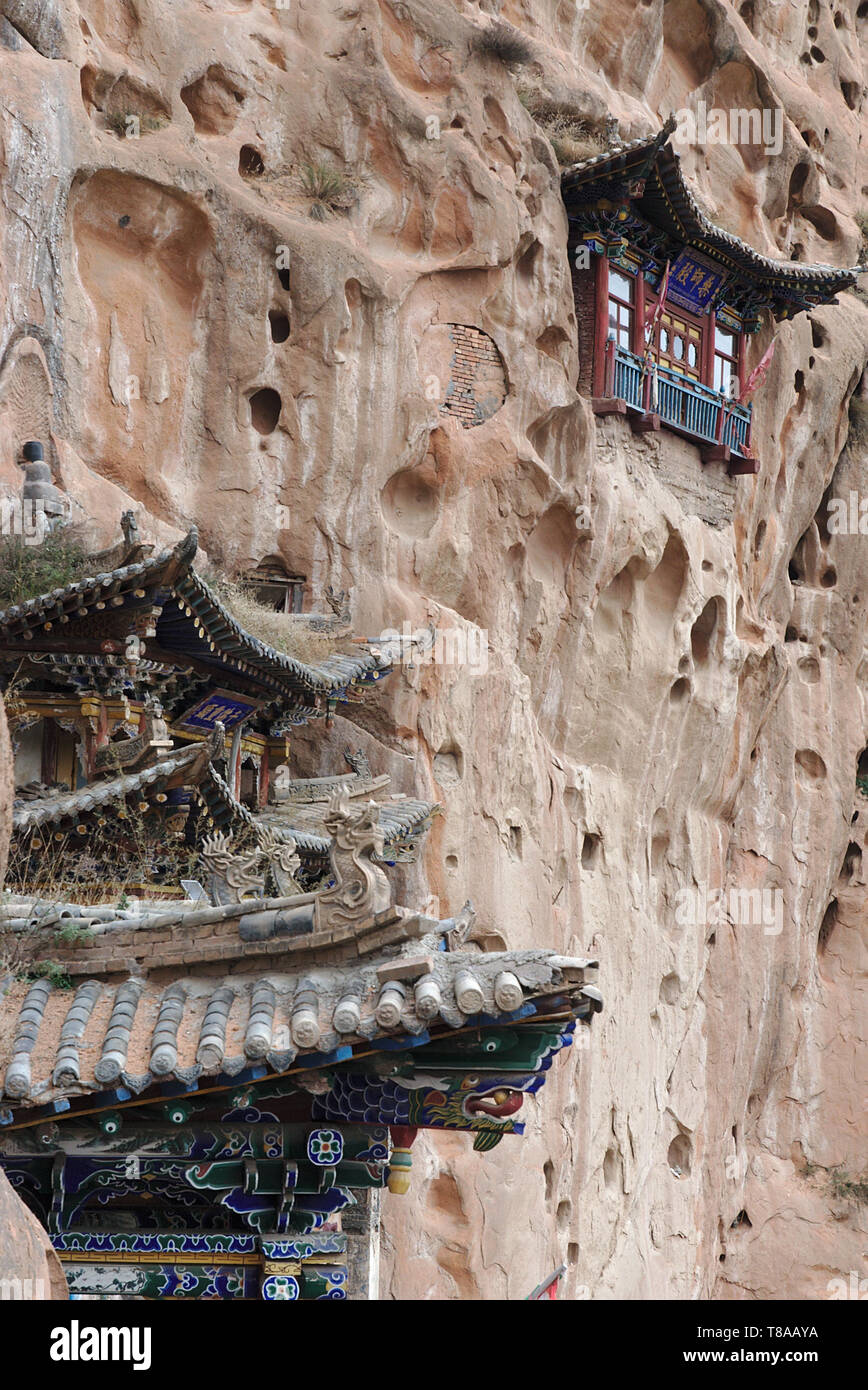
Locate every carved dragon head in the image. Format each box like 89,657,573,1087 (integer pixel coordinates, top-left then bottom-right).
322,793,386,858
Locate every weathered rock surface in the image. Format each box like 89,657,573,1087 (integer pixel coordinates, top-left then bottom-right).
0,0,865,1300
0,1165,68,1299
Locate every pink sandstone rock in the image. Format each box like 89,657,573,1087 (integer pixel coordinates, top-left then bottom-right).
0,0,864,1301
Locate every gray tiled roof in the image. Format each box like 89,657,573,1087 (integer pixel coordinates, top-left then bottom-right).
562,122,864,290
200,765,439,859
11,741,209,832
0,528,390,698
0,949,601,1104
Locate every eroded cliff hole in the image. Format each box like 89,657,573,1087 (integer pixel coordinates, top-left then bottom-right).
434,746,463,788
268,310,290,343
581,832,601,870
181,65,245,135
603,1146,620,1190
543,1159,554,1201
795,748,827,785
239,144,265,178
667,1133,692,1177
817,899,838,956
527,504,578,587
248,387,282,434
659,973,681,1005
840,841,862,883
669,677,691,704
382,466,441,539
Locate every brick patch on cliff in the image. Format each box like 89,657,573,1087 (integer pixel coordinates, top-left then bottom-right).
439,324,507,428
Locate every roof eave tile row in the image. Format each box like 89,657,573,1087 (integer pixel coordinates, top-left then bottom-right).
0,950,602,1106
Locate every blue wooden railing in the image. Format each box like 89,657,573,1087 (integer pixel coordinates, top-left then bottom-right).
611,346,752,456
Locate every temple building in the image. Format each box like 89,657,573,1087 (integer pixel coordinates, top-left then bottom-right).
0,502,436,899
563,120,863,473
0,479,602,1299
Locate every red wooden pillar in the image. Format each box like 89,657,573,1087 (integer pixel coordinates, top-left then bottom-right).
736,330,747,398
387,1125,418,1195
703,310,717,389
592,254,610,397
40,718,57,785
633,272,646,357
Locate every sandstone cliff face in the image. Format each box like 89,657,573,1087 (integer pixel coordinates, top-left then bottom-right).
0,0,865,1300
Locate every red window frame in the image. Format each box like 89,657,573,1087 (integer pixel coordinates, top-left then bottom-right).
712,325,740,397
593,257,746,401
606,268,635,351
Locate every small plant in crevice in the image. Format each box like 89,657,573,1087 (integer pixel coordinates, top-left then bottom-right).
298,162,356,220
828,1167,868,1205
20,960,73,990
796,1158,868,1206
54,921,95,948
855,209,868,260
471,19,534,68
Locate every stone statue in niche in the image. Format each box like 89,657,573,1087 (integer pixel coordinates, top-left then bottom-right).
314,793,392,930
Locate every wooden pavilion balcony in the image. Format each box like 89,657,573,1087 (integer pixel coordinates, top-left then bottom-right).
593,342,756,474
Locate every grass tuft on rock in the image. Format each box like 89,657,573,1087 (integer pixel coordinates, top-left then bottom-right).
829,1168,868,1205
298,162,356,219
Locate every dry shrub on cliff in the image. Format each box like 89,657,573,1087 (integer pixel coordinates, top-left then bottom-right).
471,20,534,68
518,86,607,166
205,577,350,665
298,163,356,220
543,116,607,167
0,529,91,607
855,210,868,259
